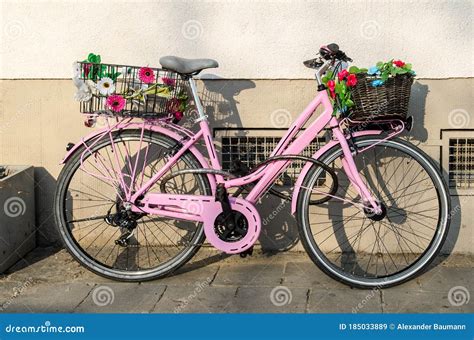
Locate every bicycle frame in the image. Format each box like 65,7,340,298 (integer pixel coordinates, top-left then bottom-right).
123,78,383,214
66,77,402,224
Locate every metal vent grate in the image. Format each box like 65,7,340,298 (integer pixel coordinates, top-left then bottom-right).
448,138,474,189
221,135,325,183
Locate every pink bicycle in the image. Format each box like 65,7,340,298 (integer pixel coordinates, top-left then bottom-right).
54,44,450,288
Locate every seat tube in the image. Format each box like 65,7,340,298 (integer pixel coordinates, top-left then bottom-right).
188,78,223,182
188,78,206,121
332,126,381,213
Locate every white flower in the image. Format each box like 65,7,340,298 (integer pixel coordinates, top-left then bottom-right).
72,62,81,78
96,77,116,95
72,76,92,102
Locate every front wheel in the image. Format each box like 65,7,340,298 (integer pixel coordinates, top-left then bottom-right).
297,137,450,288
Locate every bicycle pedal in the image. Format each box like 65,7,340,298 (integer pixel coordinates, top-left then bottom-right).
239,246,254,258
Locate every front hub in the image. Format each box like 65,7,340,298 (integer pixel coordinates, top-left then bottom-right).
364,202,387,221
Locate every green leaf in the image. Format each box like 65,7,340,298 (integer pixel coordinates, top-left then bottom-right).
346,99,354,107
349,66,360,74
404,63,412,70
359,68,368,73
376,61,384,68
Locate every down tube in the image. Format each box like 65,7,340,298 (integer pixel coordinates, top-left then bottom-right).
245,100,334,203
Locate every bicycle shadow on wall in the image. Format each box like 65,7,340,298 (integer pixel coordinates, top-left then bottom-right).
405,81,462,266
406,81,429,143
197,76,301,254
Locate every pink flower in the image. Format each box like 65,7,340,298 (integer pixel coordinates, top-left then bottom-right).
393,60,405,67
346,74,358,87
338,69,349,81
162,77,176,86
138,67,155,84
106,94,126,112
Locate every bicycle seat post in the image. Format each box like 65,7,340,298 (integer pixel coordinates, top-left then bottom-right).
188,78,207,122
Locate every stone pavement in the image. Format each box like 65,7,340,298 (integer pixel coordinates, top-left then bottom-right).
0,247,472,314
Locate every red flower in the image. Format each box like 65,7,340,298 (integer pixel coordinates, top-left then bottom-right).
338,69,349,81
327,80,335,90
346,74,358,87
173,111,184,120
393,60,405,68
166,98,181,113
83,63,91,77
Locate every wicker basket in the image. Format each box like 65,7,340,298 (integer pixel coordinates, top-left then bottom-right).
76,62,189,118
348,73,414,122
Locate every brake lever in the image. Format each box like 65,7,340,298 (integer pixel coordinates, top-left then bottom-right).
303,57,324,69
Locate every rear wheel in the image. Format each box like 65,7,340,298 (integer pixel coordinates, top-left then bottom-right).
297,137,450,288
54,130,211,281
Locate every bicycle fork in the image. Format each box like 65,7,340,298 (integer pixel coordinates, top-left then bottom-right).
332,127,383,215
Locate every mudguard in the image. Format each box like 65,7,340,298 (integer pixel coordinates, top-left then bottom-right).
291,130,383,213
60,122,217,193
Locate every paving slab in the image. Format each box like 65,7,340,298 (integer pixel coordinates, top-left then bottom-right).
282,261,348,290
74,283,167,313
153,285,237,313
0,246,472,313
308,288,383,313
0,283,94,313
228,286,309,313
382,289,473,313
213,262,285,287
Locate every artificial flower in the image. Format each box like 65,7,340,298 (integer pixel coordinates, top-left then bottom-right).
73,78,93,102
173,111,184,120
346,74,358,87
327,80,335,90
393,60,405,67
138,67,155,84
162,77,176,86
166,98,181,113
338,69,349,81
367,66,379,75
72,62,81,78
371,79,385,87
83,63,91,78
106,94,126,112
96,77,116,95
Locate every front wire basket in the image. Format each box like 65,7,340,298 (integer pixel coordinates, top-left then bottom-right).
76,62,189,118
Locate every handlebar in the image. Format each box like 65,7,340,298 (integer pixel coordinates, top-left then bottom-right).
303,43,352,89
303,43,352,70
